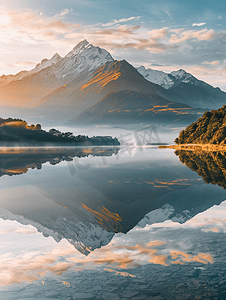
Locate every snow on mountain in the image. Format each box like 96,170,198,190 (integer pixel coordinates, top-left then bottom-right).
136,204,192,228
53,39,114,80
31,53,62,73
137,66,174,89
170,69,200,86
137,66,211,90
0,53,62,87
0,208,114,256
0,40,115,107
0,39,113,89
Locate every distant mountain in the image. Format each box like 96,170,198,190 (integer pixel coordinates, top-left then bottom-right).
0,40,113,107
37,59,198,123
175,105,226,145
137,66,175,89
0,53,62,87
1,39,224,124
137,66,226,109
71,90,203,125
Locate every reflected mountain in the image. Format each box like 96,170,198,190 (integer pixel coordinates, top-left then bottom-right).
0,148,226,255
0,147,119,177
175,150,226,189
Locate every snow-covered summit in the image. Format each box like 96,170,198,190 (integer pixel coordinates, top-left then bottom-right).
0,40,114,86
137,66,174,89
0,53,62,86
32,53,62,73
54,39,114,79
137,66,207,89
170,69,194,84
65,39,90,58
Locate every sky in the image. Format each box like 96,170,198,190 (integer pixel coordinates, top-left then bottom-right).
0,0,226,90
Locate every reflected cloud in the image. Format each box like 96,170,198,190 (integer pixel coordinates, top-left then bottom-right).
0,219,215,287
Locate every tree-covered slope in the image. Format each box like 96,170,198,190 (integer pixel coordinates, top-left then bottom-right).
0,118,119,146
175,105,226,145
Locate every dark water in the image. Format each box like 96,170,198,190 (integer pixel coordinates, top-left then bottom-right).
0,145,226,300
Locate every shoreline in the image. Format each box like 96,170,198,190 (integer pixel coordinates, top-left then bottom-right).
159,144,226,151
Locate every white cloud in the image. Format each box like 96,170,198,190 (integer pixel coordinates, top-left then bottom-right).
1,7,226,90
60,9,69,16
102,16,141,27
192,22,206,27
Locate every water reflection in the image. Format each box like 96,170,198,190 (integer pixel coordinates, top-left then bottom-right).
1,147,226,299
0,147,119,177
0,147,226,256
175,150,226,189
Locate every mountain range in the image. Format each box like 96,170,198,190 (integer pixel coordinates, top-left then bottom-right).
137,66,226,109
0,39,225,126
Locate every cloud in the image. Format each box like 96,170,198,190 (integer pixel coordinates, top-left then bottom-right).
0,8,79,46
60,9,69,16
5,61,36,68
192,22,206,27
169,29,214,44
165,10,173,20
1,7,226,90
102,16,141,27
0,236,214,286
202,60,219,65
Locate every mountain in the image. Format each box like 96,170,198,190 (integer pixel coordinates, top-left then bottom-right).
0,40,113,107
36,59,199,123
137,66,175,89
175,105,226,145
137,66,226,109
70,90,203,125
0,53,62,87
1,39,224,125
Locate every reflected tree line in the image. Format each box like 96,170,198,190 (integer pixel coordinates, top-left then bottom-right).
175,150,226,189
0,147,119,177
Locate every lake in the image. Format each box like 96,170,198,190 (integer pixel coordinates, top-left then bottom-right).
0,127,226,300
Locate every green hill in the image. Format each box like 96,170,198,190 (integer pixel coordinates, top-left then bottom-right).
175,105,226,145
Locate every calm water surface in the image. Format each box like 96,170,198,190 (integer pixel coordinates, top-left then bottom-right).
0,144,226,300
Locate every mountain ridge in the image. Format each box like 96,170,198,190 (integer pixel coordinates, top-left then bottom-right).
137,66,226,109
0,40,114,107
35,59,189,118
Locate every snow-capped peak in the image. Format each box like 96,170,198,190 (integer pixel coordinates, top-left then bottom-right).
137,66,202,89
34,53,62,72
137,65,175,89
65,39,90,58
170,69,187,77
54,39,114,79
